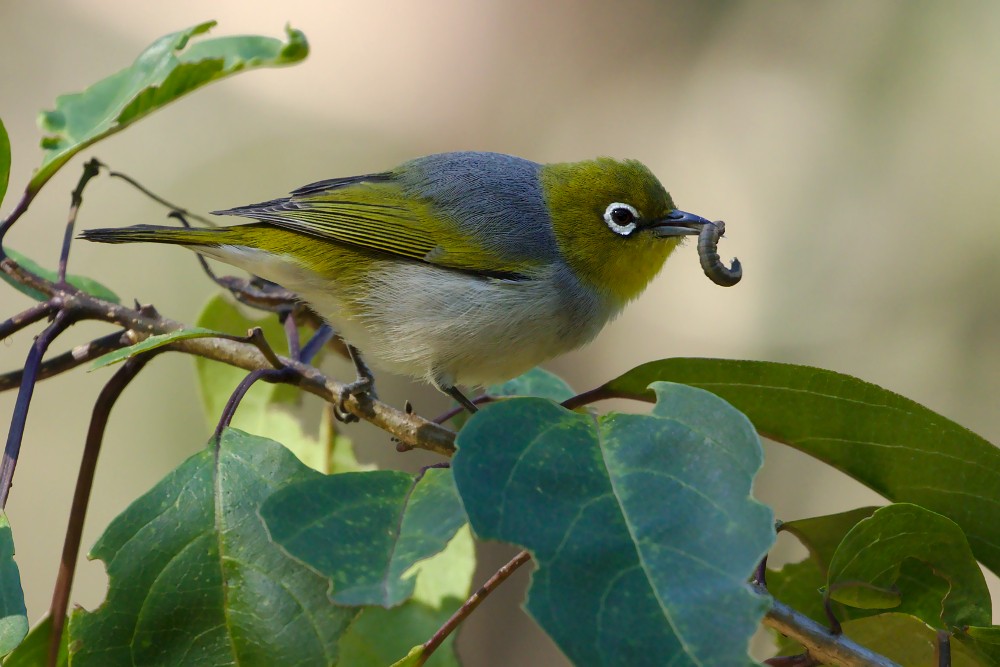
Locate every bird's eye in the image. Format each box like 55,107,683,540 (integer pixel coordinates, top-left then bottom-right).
603,202,640,236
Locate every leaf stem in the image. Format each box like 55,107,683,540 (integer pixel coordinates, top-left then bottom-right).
419,549,532,665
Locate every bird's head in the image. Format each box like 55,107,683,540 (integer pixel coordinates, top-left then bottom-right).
541,158,710,305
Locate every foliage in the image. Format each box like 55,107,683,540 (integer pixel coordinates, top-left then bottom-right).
0,19,998,667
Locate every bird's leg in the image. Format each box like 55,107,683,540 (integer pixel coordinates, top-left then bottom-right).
334,344,379,423
441,384,479,414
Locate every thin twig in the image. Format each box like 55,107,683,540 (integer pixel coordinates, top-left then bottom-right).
58,158,101,283
0,300,58,341
107,167,216,227
0,329,129,392
432,394,495,424
0,310,77,508
211,367,294,443
759,585,899,667
48,353,156,667
419,550,532,665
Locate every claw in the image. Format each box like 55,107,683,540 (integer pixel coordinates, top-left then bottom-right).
333,344,378,423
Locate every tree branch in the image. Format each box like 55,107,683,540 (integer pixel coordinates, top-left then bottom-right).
758,585,899,667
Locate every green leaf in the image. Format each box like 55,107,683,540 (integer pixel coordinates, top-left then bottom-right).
597,358,1000,576
338,525,474,667
90,327,221,368
843,613,986,666
827,503,990,628
1,248,119,303
454,382,774,666
32,22,307,195
488,367,575,401
0,513,26,656
0,117,10,208
780,507,878,573
2,616,68,667
262,467,467,608
68,429,355,666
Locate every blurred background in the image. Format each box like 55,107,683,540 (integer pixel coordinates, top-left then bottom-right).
1,1,998,664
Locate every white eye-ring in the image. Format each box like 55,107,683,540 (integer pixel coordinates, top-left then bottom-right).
603,202,640,236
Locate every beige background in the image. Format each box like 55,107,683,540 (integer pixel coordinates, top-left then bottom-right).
1,2,999,664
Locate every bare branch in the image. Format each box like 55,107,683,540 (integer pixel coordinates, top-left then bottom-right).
0,299,58,341
48,352,157,667
58,158,101,283
759,585,899,667
0,329,129,392
420,550,532,665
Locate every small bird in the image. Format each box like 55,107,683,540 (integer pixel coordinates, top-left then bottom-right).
82,151,734,413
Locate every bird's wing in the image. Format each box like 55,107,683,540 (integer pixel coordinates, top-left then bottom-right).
213,173,537,280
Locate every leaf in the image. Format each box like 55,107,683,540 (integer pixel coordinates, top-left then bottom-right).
0,117,9,208
843,613,986,666
262,467,467,608
89,327,221,368
1,616,68,667
827,503,990,628
1,248,120,303
780,507,878,572
338,525,475,667
489,367,575,401
0,513,26,656
453,382,775,666
32,22,307,194
67,429,355,666
596,358,1000,576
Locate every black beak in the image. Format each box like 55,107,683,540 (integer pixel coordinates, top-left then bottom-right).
648,209,713,237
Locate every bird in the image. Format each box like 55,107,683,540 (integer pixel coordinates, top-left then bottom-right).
81,151,732,414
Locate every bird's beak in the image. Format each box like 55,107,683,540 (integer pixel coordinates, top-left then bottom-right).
648,209,712,237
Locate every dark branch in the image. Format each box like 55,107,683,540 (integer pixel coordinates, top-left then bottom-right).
0,299,58,341
0,310,77,507
58,158,101,283
48,352,157,667
0,329,129,392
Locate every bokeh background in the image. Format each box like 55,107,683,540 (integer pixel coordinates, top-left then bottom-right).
2,2,999,664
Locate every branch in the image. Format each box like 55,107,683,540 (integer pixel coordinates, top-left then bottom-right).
420,549,532,665
0,329,129,392
758,585,900,667
48,353,156,667
0,257,455,456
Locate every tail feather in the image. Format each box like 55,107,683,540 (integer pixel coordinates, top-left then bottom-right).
80,225,227,246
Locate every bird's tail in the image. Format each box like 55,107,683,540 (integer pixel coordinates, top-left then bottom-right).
79,224,231,246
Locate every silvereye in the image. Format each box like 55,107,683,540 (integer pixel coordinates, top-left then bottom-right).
82,151,732,412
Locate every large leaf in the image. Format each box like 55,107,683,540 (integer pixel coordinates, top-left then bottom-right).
32,22,307,195
2,616,68,667
454,382,774,666
827,503,991,628
1,248,119,303
262,467,467,608
68,430,355,666
594,358,1000,574
338,525,475,667
0,513,26,656
0,117,9,208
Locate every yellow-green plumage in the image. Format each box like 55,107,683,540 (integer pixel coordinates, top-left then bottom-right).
81,151,710,395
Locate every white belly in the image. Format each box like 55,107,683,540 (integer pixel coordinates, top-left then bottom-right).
200,245,618,387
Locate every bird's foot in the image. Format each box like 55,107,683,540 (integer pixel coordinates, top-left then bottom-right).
333,344,379,423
